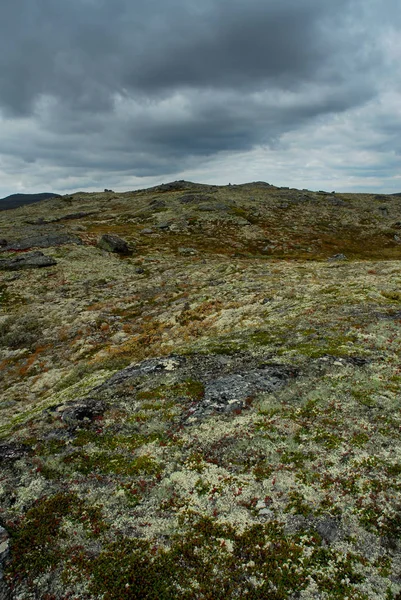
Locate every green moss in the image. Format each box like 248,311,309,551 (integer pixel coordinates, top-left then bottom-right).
84,538,174,600
54,361,104,391
63,450,161,477
0,284,11,305
0,283,25,309
7,493,107,578
16,509,365,599
0,312,42,349
281,449,313,467
35,438,67,455
381,290,401,302
285,490,313,517
194,477,210,496
351,389,376,407
72,429,165,451
248,330,276,346
202,339,246,355
351,431,370,447
312,428,342,449
386,463,401,477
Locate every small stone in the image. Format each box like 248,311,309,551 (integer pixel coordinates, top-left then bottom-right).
259,509,274,518
178,247,198,255
328,253,347,261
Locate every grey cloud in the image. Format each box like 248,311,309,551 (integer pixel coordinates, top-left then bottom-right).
0,0,399,193
0,0,379,115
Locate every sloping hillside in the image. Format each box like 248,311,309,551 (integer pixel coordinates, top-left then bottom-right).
0,182,401,599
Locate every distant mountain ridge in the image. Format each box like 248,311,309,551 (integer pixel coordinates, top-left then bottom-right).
0,192,61,211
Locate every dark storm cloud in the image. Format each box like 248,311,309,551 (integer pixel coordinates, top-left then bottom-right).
0,0,376,113
0,0,398,189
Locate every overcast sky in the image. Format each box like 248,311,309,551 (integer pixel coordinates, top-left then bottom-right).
0,0,400,197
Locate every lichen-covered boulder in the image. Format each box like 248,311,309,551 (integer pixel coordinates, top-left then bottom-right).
97,234,130,254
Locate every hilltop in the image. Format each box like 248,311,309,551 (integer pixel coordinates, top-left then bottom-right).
0,181,401,599
0,192,61,211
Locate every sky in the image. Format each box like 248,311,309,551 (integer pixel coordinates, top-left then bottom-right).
0,0,400,197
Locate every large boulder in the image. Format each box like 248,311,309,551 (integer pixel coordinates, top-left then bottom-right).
97,234,130,254
0,251,57,270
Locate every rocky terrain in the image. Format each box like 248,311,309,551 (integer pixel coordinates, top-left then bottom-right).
1,180,401,599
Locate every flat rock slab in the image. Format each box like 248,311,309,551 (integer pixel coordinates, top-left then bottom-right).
83,354,298,425
0,251,57,270
0,233,82,252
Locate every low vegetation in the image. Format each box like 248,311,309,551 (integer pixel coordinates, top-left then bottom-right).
1,182,401,598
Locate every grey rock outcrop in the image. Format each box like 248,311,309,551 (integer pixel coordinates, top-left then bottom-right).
0,251,57,270
0,233,82,252
89,354,297,426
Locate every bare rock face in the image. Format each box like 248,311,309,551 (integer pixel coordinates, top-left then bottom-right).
97,233,130,254
0,251,57,270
